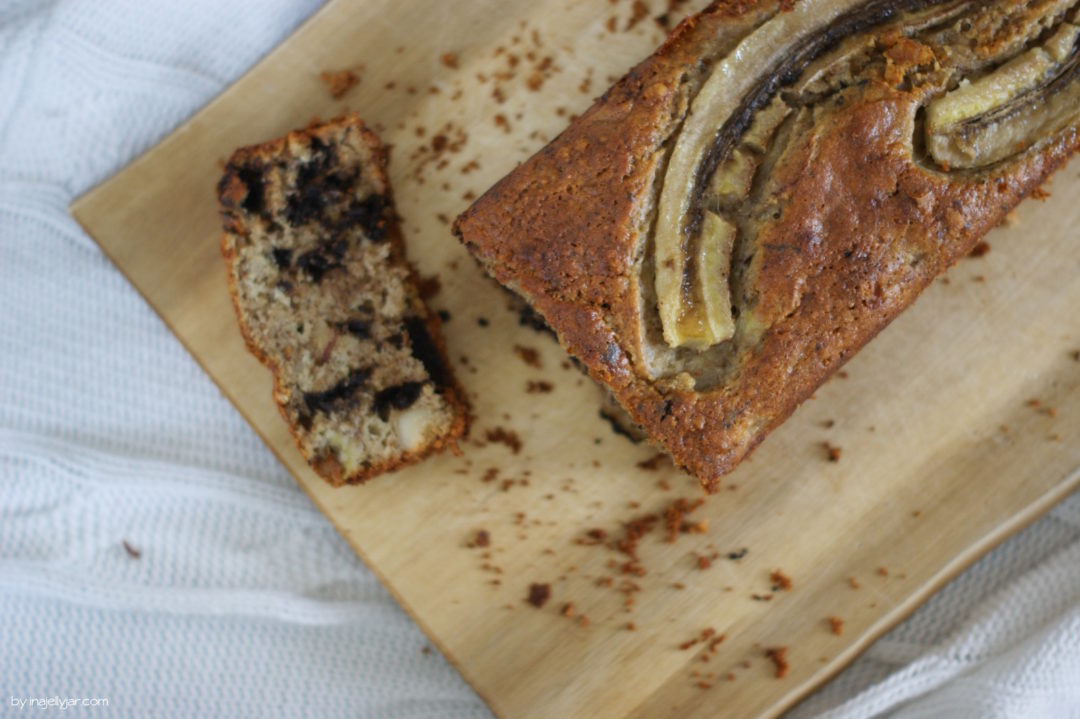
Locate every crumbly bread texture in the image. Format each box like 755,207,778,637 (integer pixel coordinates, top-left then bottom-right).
219,115,467,485
455,0,1080,492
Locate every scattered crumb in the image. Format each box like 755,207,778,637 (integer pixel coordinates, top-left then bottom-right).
662,497,705,542
728,548,749,561
765,647,789,679
470,530,491,548
121,540,141,559
752,593,774,602
579,71,594,96
561,602,575,618
485,427,522,454
626,622,637,631
421,646,433,656
968,241,990,258
526,380,554,394
440,52,459,69
824,442,842,463
848,576,861,589
494,113,511,133
828,616,844,635
571,497,708,614
576,528,608,545
877,566,889,577
770,569,793,592
636,453,668,470
526,583,551,608
678,627,717,650
514,345,543,368
417,275,441,300
320,67,361,99
626,0,649,29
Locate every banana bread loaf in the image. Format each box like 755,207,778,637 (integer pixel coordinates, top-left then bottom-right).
455,0,1080,491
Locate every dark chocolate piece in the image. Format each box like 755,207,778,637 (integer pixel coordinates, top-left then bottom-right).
341,194,389,241
373,381,425,421
341,318,372,338
271,247,292,269
405,316,452,388
302,367,372,415
236,165,265,215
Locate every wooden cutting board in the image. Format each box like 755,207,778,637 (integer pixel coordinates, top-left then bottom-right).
70,1,1080,716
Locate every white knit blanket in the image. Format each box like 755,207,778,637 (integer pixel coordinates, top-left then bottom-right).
1,2,1078,717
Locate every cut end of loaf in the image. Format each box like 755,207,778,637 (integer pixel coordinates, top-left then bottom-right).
219,115,468,485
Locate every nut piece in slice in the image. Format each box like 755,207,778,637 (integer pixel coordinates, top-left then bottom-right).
219,115,468,485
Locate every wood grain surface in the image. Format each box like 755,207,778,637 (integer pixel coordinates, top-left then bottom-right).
70,1,1080,717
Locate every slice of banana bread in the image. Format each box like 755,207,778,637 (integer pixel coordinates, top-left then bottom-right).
218,115,467,485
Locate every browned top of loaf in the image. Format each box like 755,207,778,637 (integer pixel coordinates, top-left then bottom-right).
454,0,1080,492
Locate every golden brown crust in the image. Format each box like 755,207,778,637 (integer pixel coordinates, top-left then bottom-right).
455,2,1080,492
220,115,468,486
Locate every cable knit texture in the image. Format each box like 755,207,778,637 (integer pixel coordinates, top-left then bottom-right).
0,2,1077,717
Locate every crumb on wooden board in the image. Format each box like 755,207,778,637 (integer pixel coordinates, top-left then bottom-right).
319,66,361,99
526,583,550,608
765,647,789,679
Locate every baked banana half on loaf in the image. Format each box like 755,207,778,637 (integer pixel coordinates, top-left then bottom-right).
219,116,467,485
455,0,1080,492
